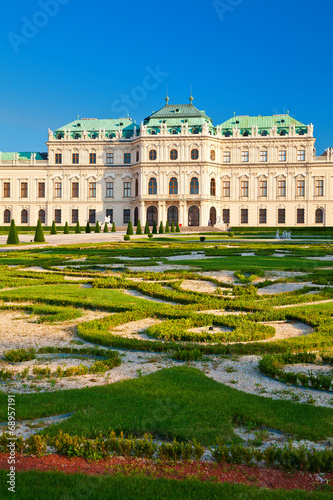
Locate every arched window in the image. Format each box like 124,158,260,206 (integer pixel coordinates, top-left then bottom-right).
188,206,200,226
149,150,157,161
38,209,45,224
170,149,178,160
169,177,178,195
210,150,216,161
210,178,216,196
147,206,158,225
135,179,139,197
148,178,157,195
167,206,178,224
136,151,139,162
315,208,324,224
21,209,28,224
171,129,178,135
190,177,199,195
192,128,199,134
191,149,199,160
210,207,217,226
3,209,10,224
134,207,139,226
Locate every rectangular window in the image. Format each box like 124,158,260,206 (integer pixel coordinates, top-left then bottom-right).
124,153,131,164
55,153,62,164
278,208,286,224
55,182,62,198
106,152,114,165
21,182,28,198
54,209,62,224
89,209,96,224
241,208,248,224
297,208,305,224
242,151,249,162
259,208,267,224
315,179,324,196
89,182,96,198
222,209,230,224
241,181,248,197
123,209,131,223
298,150,305,161
3,182,10,198
106,182,114,198
259,180,267,197
223,151,231,163
89,153,96,164
124,182,131,198
278,180,286,197
72,182,79,198
38,182,45,198
279,150,286,162
106,209,113,223
223,181,230,197
72,209,79,224
260,150,268,162
297,179,305,197
72,153,79,164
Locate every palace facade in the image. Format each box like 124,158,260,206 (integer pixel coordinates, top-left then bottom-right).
0,98,332,228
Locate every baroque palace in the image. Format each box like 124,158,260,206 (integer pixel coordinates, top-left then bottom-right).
0,97,332,228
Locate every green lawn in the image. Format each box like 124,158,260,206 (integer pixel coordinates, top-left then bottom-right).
0,368,332,444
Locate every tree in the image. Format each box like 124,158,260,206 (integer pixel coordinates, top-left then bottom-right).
111,222,116,233
171,221,175,233
144,221,150,235
75,221,81,234
95,221,101,233
165,221,170,233
127,221,134,235
50,221,57,235
103,222,108,233
34,219,45,242
86,222,91,233
64,222,70,234
7,220,19,245
152,221,157,234
176,222,180,233
136,220,142,235
159,221,164,234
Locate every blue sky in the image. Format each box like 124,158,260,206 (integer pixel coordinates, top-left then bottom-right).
0,0,332,153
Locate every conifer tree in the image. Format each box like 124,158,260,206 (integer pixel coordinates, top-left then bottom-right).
50,221,57,235
152,221,157,234
165,221,170,233
34,219,45,242
111,222,116,233
136,220,142,235
127,221,134,235
171,221,175,233
159,221,164,234
95,221,101,233
75,221,81,234
144,221,150,235
7,220,19,245
103,222,108,233
64,222,70,234
176,222,180,233
86,222,91,233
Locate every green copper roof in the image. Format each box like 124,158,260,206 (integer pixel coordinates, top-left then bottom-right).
144,102,213,134
54,118,137,139
0,152,46,161
219,114,306,130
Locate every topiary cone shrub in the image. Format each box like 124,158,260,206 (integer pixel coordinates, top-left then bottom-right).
159,221,164,234
64,222,70,234
144,221,150,235
111,222,116,233
86,222,91,234
136,220,142,235
176,222,180,233
75,221,81,234
171,221,175,233
104,222,108,233
95,221,101,234
34,219,45,242
152,221,157,234
7,220,19,245
50,221,57,235
165,221,170,233
127,221,134,235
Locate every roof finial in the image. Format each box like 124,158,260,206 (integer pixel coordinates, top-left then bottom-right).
165,85,169,104
189,84,193,104
77,114,80,120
